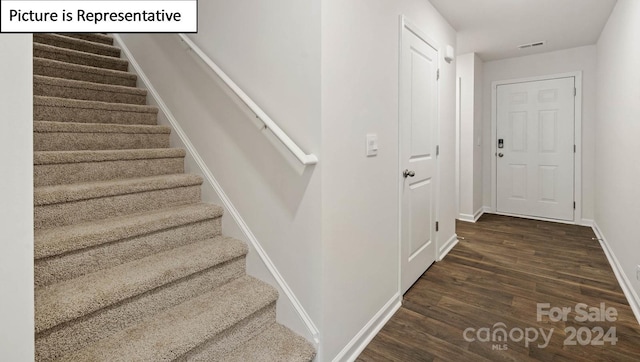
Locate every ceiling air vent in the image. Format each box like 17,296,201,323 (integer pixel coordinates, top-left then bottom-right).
518,41,546,49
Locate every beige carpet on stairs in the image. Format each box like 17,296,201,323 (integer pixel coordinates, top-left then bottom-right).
33,33,316,362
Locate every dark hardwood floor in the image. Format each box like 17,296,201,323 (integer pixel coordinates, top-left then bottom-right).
357,214,640,361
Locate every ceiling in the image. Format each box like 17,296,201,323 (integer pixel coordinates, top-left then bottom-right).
429,0,617,61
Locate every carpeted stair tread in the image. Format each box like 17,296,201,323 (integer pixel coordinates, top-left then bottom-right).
57,275,277,362
223,323,316,361
35,203,223,259
36,237,249,333
34,121,171,151
34,204,223,287
34,96,158,125
58,33,114,45
34,42,128,71
34,75,147,105
34,178,201,229
34,121,170,135
34,148,186,186
34,173,202,206
34,57,137,87
34,33,121,57
34,148,184,165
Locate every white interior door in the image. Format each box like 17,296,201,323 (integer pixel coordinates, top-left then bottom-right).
400,22,438,294
496,77,575,221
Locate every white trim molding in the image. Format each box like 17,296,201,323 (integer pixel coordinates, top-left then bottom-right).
494,211,579,226
592,222,640,325
438,234,459,261
113,35,321,344
458,208,484,223
333,294,402,362
490,72,583,225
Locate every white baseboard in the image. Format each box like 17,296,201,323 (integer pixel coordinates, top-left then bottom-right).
113,35,320,344
493,211,579,226
457,213,475,223
458,208,484,223
333,293,402,362
592,222,640,325
438,234,459,261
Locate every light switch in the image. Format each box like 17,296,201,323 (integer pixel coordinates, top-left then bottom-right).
366,134,378,157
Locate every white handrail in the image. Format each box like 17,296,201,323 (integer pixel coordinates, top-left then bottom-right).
177,34,318,166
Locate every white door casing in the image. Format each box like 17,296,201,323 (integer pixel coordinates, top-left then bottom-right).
399,18,438,294
496,77,575,221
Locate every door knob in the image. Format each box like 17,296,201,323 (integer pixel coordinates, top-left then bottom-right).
498,153,504,158
403,169,416,178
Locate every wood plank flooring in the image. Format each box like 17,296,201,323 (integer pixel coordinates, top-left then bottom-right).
357,214,640,361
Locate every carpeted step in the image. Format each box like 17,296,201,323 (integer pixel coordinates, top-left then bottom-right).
34,43,128,71
34,75,147,105
36,237,247,332
34,203,224,287
34,148,185,186
34,34,121,57
220,323,316,362
58,33,114,46
36,238,249,362
34,121,170,151
34,174,203,229
34,58,137,87
57,275,278,362
34,96,158,125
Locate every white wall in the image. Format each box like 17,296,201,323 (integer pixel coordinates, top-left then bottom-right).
0,34,34,361
456,53,483,220
482,45,597,222
595,0,640,317
118,0,322,343
321,0,456,359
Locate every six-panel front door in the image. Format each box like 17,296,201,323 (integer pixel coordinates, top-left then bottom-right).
496,77,575,221
400,22,438,294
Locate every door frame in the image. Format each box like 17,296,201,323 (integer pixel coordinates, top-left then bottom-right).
397,15,441,294
490,71,583,224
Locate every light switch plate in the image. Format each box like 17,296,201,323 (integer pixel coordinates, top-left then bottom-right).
366,134,378,157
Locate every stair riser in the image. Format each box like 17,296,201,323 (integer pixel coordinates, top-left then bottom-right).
35,186,201,229
36,258,246,362
34,62,136,88
35,218,222,287
34,132,170,151
35,45,128,71
35,157,183,186
34,103,158,125
61,33,114,46
185,304,277,361
34,82,146,105
34,34,120,58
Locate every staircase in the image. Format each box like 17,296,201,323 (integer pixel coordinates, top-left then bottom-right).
33,33,316,361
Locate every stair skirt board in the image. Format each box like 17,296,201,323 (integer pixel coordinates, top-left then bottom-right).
32,33,315,361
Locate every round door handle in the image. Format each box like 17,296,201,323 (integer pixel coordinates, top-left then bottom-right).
403,169,416,178
498,153,504,158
